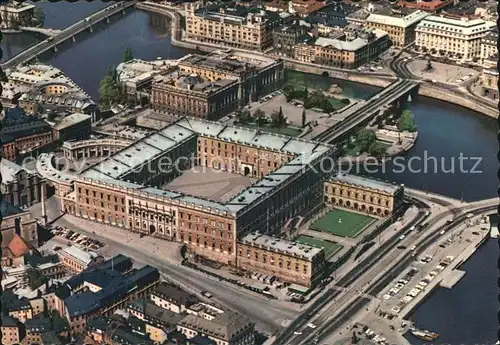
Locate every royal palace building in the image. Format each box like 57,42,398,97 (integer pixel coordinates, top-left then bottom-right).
53,116,334,279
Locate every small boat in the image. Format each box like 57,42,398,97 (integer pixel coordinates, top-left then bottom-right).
411,328,439,341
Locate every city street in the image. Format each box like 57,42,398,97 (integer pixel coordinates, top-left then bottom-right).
34,197,299,335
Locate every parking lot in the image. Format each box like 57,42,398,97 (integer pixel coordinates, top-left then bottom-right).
48,225,105,252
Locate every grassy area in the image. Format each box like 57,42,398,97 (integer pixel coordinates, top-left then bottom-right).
295,235,343,260
328,98,349,110
310,209,376,238
239,123,302,137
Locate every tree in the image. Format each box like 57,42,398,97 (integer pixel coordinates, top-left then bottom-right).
271,106,286,127
10,16,19,30
123,47,133,63
237,110,252,124
368,141,387,157
99,66,123,109
356,129,377,153
397,109,417,132
27,268,48,290
283,85,294,102
301,108,306,127
33,7,45,27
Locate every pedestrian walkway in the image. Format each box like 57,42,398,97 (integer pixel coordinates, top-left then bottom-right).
302,230,357,247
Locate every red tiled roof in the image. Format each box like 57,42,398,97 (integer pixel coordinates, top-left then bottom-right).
7,234,33,258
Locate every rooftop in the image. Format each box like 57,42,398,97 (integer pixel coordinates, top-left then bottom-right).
179,311,253,341
240,233,323,260
328,173,402,195
314,28,387,51
0,159,26,184
416,15,490,35
58,245,101,265
52,113,91,131
366,8,430,27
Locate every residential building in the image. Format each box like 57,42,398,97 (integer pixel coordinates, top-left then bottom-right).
324,173,405,217
273,21,309,57
151,51,284,120
150,282,198,314
307,2,355,34
1,159,44,207
57,264,159,333
25,316,52,344
2,289,34,323
177,312,254,345
308,27,390,69
397,0,453,13
480,27,498,67
480,69,498,100
57,245,104,274
1,315,26,345
415,15,491,61
237,233,326,287
186,4,293,51
362,6,430,47
1,119,53,159
50,113,92,142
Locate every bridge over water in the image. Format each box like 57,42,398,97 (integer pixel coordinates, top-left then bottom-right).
1,1,135,70
314,79,420,143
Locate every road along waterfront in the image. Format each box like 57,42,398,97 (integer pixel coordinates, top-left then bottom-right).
5,3,497,344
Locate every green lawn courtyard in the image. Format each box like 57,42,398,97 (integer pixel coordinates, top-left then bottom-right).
310,209,376,238
295,235,343,260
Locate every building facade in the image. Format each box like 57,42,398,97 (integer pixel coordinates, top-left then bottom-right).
1,159,44,207
186,4,293,51
415,15,491,61
324,174,404,217
309,27,390,69
363,7,429,48
237,233,325,287
152,52,284,120
480,27,498,67
480,69,498,100
57,246,104,275
51,113,92,142
273,22,309,57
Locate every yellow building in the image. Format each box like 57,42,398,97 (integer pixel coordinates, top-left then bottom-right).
186,4,293,51
324,174,404,217
415,15,491,61
237,233,325,287
362,7,429,48
1,316,26,345
57,116,334,270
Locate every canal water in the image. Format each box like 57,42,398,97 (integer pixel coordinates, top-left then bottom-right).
3,3,497,344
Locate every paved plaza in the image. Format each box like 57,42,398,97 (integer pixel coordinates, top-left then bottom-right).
407,59,478,85
165,167,257,202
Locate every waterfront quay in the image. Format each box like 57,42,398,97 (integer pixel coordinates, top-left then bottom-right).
329,214,492,345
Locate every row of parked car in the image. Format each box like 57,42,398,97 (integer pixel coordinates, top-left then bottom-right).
50,226,104,251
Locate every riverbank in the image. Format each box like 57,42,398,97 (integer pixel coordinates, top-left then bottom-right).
137,2,497,119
